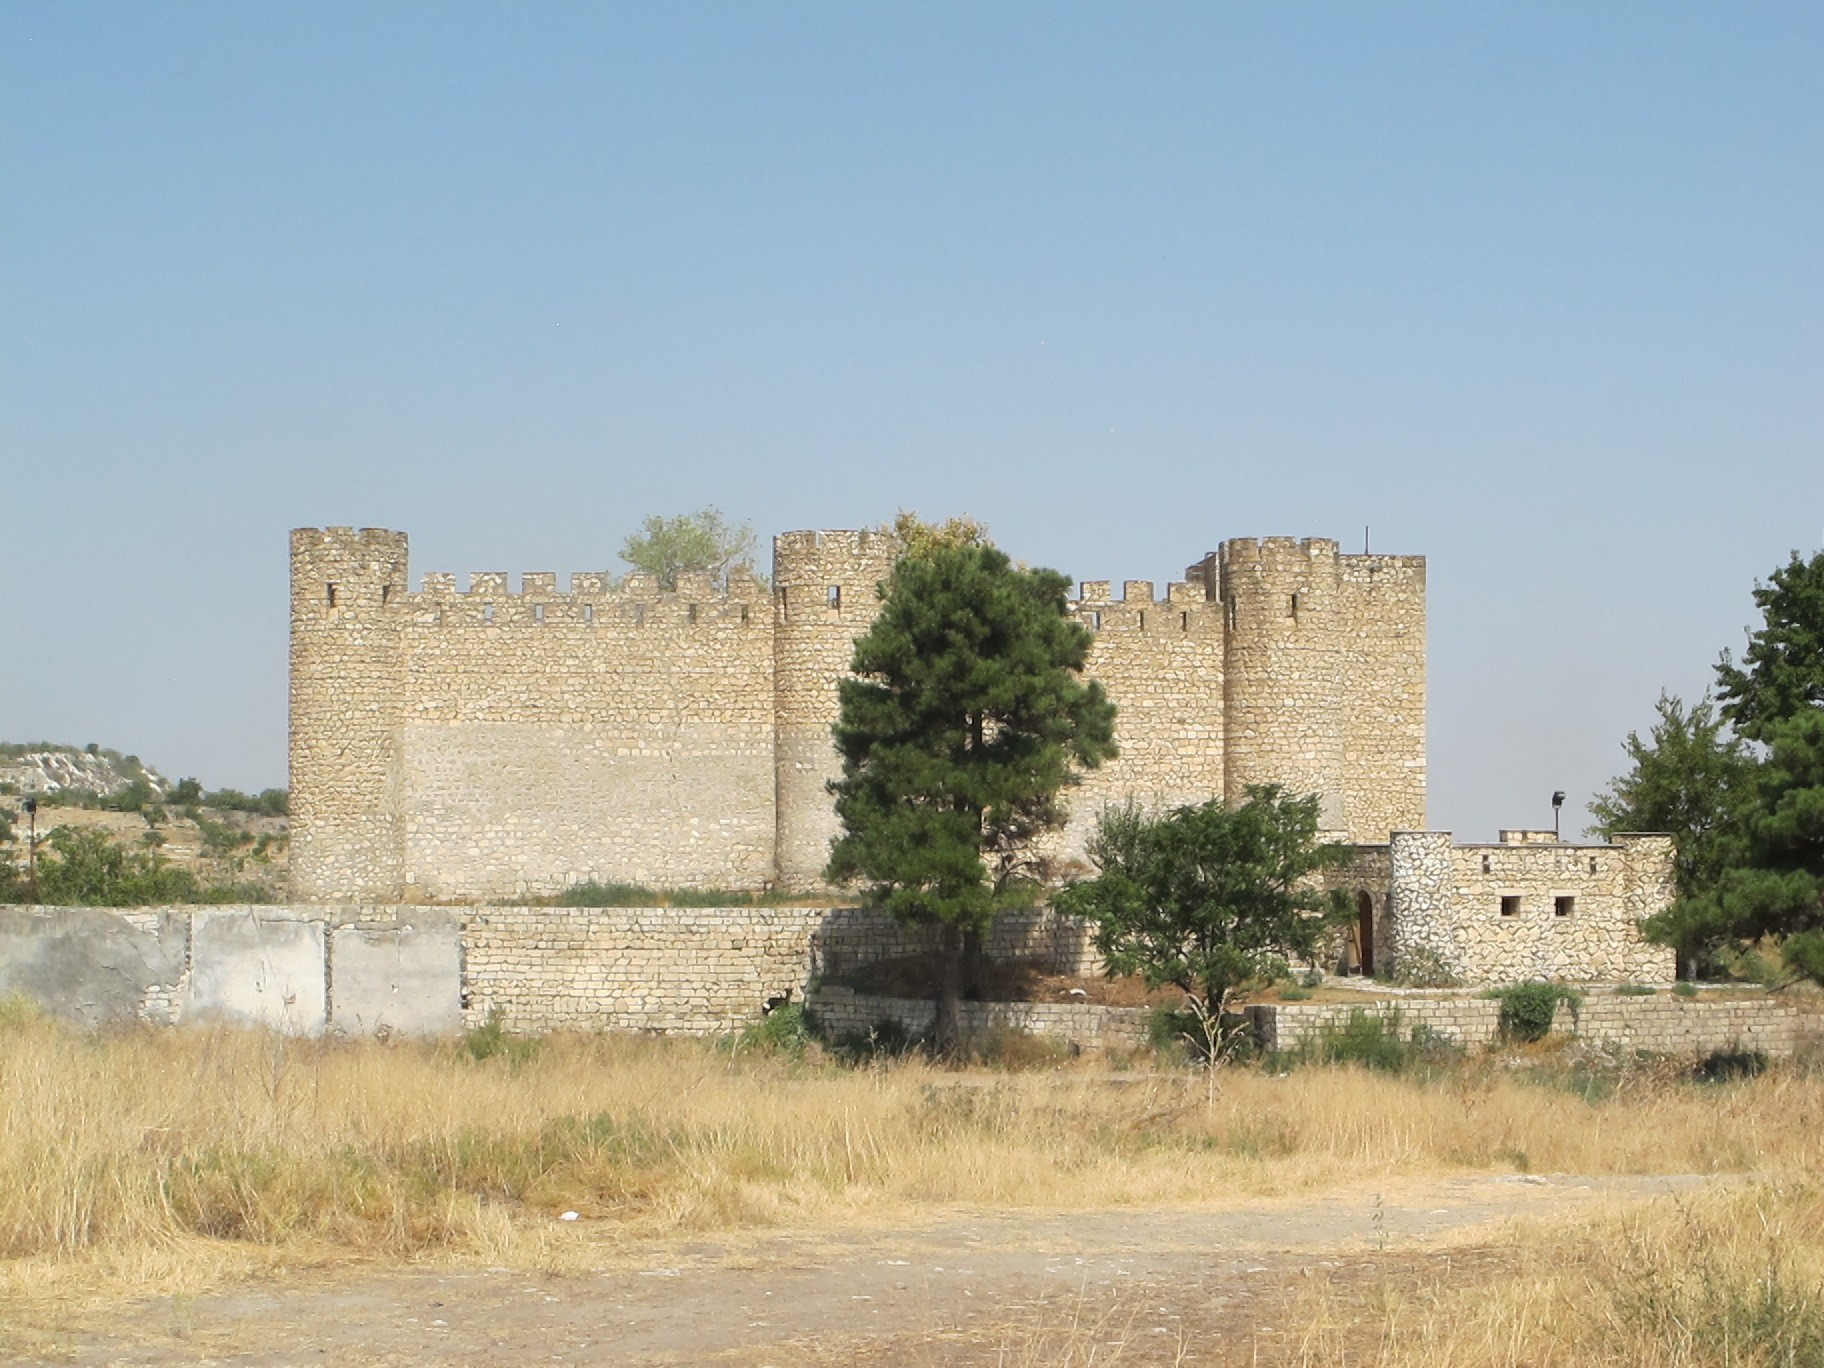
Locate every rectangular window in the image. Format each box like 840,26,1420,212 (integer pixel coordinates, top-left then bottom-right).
1088,611,1101,630
326,584,337,606
532,603,545,623
1291,592,1301,619
583,603,594,624
687,603,698,624
1500,895,1520,917
1555,895,1575,918
827,585,841,610
482,604,495,624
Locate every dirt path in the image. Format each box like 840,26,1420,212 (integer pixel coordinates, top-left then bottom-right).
20,1172,1723,1367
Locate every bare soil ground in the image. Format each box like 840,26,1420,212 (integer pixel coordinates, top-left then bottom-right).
13,1172,1725,1367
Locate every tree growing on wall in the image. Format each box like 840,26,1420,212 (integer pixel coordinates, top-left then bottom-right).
1056,788,1353,1034
825,538,1117,1053
619,508,762,590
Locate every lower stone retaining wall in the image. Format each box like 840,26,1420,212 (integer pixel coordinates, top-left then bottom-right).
807,985,1149,1051
1252,994,1803,1059
0,903,1098,1038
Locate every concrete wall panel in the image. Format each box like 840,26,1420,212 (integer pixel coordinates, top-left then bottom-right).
185,909,326,1034
0,906,187,1026
330,921,462,1037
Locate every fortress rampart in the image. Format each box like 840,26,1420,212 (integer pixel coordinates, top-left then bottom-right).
290,526,1427,902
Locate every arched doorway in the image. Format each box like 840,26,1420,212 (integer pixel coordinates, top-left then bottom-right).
1354,891,1375,977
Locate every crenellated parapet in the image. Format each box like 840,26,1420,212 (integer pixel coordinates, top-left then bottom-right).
401,566,767,630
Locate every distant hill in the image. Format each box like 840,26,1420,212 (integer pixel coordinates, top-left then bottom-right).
0,744,170,799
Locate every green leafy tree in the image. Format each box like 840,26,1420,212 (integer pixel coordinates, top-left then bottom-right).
826,540,1117,1052
619,508,761,590
1716,549,1824,742
3,827,199,906
1590,693,1757,976
1056,787,1353,1023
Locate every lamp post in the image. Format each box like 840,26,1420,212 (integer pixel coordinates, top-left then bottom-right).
1552,790,1565,841
22,796,37,903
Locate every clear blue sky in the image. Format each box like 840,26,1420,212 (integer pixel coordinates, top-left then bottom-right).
2,3,1819,839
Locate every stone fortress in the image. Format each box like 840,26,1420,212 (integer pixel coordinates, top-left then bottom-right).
290,525,1673,986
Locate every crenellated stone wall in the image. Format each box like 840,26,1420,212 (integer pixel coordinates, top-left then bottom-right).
290,526,1429,902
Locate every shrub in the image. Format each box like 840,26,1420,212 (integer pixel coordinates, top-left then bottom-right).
1487,983,1583,1042
1280,986,1312,1001
1298,1009,1417,1072
734,1002,812,1057
1616,982,1658,996
1695,1048,1768,1082
968,1027,1075,1070
462,1008,542,1068
1675,980,1700,998
830,1016,927,1063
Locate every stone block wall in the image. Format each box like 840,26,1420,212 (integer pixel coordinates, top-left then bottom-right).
291,527,1429,902
807,984,1149,1051
771,530,901,888
1251,997,1503,1052
1251,993,1800,1059
0,902,1098,1039
1387,830,1674,984
1191,538,1426,844
1047,578,1227,869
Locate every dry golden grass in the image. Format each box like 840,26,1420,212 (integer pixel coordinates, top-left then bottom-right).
1262,1179,1824,1367
3,998,1821,1343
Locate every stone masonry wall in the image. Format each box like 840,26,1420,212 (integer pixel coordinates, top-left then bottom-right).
1049,577,1228,869
397,569,774,899
1252,993,1800,1059
807,985,1149,1051
1388,830,1674,985
0,902,1098,1039
771,530,901,888
291,526,1430,901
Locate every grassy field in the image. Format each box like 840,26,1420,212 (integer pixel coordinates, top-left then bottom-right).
3,999,1821,1362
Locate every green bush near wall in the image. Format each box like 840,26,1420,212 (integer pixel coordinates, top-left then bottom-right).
1485,983,1584,1042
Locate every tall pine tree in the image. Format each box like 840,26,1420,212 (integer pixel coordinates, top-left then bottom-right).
826,539,1117,1052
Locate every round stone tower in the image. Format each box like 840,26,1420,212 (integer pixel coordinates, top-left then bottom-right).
289,527,409,901
1218,537,1349,834
771,528,899,889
